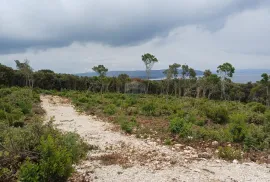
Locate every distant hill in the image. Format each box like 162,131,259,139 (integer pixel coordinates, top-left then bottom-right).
76,69,204,79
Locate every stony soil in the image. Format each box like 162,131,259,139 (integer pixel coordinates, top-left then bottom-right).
41,95,270,182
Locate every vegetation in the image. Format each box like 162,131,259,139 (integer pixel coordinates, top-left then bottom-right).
1,61,270,105
0,55,270,174
44,90,270,156
0,88,88,181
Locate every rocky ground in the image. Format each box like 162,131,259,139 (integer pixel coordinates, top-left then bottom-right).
41,95,270,182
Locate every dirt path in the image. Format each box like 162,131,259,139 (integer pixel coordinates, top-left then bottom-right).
41,95,270,182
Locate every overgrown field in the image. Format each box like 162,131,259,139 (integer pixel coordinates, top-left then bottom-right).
49,90,270,161
0,87,88,182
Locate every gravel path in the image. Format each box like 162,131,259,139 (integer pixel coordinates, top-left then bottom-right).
41,95,270,182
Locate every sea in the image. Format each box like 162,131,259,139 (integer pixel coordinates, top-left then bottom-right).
151,73,266,84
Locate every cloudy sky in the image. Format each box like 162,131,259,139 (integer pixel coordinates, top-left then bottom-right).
0,0,270,73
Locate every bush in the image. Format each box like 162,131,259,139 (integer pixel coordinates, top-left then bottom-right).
205,105,229,124
229,113,248,142
0,88,88,181
117,115,137,134
104,104,117,115
169,117,192,137
37,135,74,182
247,102,266,113
77,96,89,103
244,125,267,150
247,113,266,125
142,102,156,116
218,146,242,161
19,160,40,182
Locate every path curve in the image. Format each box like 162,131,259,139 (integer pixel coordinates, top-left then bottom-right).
41,95,270,182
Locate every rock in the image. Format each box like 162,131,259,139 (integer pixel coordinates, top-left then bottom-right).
212,141,219,147
174,144,183,148
198,152,212,159
215,160,221,163
185,146,194,150
227,143,232,147
233,159,238,164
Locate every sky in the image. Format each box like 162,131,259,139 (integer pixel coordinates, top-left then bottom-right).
0,0,270,73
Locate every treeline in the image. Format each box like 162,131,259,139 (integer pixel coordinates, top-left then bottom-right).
0,56,269,105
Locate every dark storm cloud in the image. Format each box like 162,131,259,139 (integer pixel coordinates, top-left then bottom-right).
0,0,267,54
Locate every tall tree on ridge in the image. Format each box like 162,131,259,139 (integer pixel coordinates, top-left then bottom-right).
217,62,235,100
14,59,34,87
92,65,109,94
141,53,158,94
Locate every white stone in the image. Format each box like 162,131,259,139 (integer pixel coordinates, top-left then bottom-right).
212,141,219,146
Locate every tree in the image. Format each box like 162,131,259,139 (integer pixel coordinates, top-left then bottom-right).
14,59,34,87
203,69,212,77
217,62,235,100
92,65,108,77
261,73,270,106
169,63,181,96
141,53,158,93
0,64,14,86
206,74,221,99
92,65,109,94
118,74,130,93
163,67,173,99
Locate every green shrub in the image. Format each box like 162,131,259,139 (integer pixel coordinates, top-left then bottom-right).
0,110,6,120
169,117,192,137
247,113,266,125
247,102,266,113
104,104,117,115
218,146,242,161
244,125,267,150
117,115,137,134
205,106,229,124
229,114,248,142
18,101,32,114
142,102,156,116
37,135,74,182
77,96,89,103
19,160,40,182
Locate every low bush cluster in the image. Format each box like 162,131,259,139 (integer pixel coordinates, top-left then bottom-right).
0,88,88,181
52,91,270,153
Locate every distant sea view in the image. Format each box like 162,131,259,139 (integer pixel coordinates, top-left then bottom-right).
232,73,265,83
152,73,269,83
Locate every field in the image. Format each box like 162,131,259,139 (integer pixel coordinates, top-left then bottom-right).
45,90,270,162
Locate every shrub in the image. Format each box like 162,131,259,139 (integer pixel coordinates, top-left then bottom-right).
205,106,229,124
244,125,266,150
142,102,156,116
77,96,89,103
37,135,74,182
229,113,248,142
19,160,40,182
104,104,117,115
247,113,266,125
218,146,242,161
117,115,137,134
169,117,192,137
247,102,266,113
0,110,6,120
